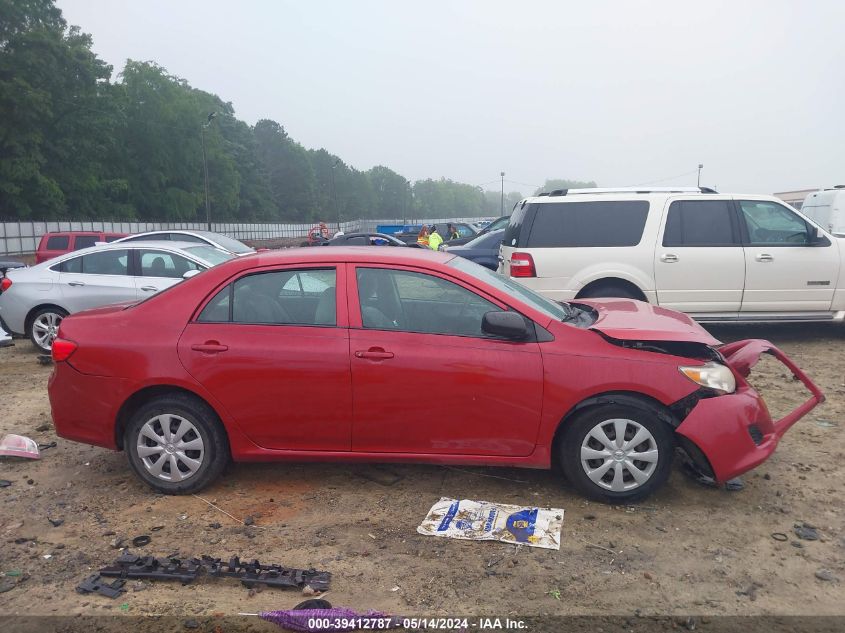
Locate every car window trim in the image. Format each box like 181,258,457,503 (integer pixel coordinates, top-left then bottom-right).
348,263,535,342
191,263,346,328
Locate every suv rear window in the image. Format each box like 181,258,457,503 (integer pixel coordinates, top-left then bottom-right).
524,201,649,247
46,235,69,250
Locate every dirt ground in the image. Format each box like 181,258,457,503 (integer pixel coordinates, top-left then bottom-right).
0,323,843,627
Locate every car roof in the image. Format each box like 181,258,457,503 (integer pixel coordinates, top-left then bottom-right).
36,241,220,266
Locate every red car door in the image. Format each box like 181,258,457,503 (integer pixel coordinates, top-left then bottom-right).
177,265,352,451
347,264,544,457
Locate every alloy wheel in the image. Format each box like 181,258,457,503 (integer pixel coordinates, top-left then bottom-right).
136,414,205,482
580,418,659,492
32,312,62,350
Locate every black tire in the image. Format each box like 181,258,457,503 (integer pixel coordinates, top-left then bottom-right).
28,306,68,353
124,393,229,494
578,284,641,300
559,403,674,503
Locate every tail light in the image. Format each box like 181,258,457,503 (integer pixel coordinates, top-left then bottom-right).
51,338,77,362
0,277,11,292
509,252,536,278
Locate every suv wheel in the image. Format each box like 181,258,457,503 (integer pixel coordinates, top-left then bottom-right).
29,307,68,353
559,404,673,503
578,284,641,300
124,394,229,494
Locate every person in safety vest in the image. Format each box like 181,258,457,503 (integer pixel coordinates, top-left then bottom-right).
447,223,460,240
428,225,444,251
416,225,429,247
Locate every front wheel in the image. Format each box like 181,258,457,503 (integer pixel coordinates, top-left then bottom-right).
124,394,229,494
559,403,673,503
29,307,68,353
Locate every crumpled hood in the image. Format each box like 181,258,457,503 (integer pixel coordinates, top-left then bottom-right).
577,298,721,346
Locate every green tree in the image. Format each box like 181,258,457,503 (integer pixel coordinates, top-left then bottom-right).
533,178,598,195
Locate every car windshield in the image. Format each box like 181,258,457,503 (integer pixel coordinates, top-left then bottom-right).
447,256,569,321
184,245,236,265
485,216,511,232
463,229,504,249
193,231,254,254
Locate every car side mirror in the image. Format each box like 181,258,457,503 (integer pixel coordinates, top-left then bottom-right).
183,269,202,279
482,311,530,340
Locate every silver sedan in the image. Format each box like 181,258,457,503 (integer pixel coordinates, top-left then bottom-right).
0,241,234,352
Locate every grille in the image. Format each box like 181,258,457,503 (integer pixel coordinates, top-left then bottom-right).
748,424,764,446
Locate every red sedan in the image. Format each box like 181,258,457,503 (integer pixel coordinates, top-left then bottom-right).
48,248,824,502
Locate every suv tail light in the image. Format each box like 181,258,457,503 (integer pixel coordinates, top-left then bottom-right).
509,252,536,278
51,338,77,362
0,277,11,292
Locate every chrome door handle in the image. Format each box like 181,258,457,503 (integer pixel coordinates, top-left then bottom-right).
67,281,85,287
140,286,158,292
756,253,774,262
660,253,678,263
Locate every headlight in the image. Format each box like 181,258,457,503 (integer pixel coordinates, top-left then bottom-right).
679,361,736,394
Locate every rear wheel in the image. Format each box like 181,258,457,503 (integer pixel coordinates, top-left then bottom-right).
29,307,68,353
559,403,673,503
578,284,641,300
124,394,229,494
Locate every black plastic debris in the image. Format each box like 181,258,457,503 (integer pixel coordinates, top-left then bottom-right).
794,523,819,541
96,552,331,591
132,535,151,547
76,574,126,599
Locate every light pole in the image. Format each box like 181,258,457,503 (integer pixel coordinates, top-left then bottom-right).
500,171,505,216
201,112,217,230
330,159,341,232
697,163,703,188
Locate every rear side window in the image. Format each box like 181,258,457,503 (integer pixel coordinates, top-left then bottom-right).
46,235,69,250
663,200,737,246
73,235,99,250
55,250,129,274
104,234,123,242
526,201,649,247
198,269,337,326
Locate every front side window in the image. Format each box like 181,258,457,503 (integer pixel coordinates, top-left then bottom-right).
197,268,336,326
663,200,737,246
738,200,811,245
526,201,650,247
139,249,202,278
356,267,500,337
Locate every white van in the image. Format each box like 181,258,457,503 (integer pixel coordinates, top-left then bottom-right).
801,186,845,237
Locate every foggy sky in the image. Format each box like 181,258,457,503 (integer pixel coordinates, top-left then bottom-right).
57,0,844,196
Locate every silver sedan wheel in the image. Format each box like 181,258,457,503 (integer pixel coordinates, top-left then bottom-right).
580,418,659,492
136,414,205,482
32,312,62,350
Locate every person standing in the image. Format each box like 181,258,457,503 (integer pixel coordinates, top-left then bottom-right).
416,225,430,247
428,225,444,251
447,223,460,240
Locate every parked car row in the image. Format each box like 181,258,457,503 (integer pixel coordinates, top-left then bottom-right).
1,233,241,352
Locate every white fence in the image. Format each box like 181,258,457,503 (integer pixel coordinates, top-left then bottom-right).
0,217,493,256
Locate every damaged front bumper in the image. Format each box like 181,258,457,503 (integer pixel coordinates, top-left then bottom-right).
675,339,824,483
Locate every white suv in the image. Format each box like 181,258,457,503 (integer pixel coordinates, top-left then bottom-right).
499,187,845,323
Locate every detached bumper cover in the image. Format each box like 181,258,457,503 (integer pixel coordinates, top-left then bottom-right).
675,339,824,482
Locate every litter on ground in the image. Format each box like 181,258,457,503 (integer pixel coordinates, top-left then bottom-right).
417,497,564,550
0,434,40,459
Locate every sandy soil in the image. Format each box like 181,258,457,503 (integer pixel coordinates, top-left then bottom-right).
0,323,843,627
